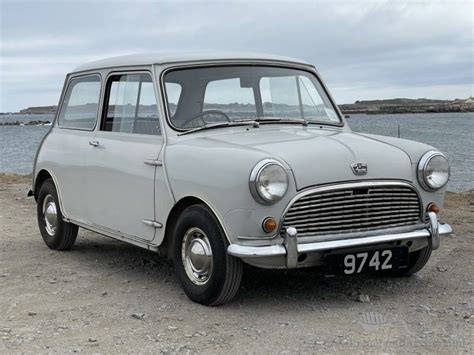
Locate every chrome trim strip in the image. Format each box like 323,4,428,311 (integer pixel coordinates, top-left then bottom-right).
227,223,453,258
68,218,160,252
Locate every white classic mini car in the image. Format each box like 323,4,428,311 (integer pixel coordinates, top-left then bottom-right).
30,53,453,305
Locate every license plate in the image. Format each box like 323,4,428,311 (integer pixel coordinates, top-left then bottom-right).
324,246,409,276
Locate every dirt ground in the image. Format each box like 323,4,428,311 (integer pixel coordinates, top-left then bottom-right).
1,173,472,353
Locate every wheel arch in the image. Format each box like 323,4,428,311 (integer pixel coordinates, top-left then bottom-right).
34,169,54,200
33,169,69,220
159,196,230,258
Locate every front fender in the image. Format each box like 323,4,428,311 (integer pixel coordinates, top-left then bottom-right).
164,140,296,243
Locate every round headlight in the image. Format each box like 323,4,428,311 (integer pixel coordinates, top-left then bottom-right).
417,151,450,191
250,159,289,204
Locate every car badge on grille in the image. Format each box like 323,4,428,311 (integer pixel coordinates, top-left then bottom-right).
351,162,368,175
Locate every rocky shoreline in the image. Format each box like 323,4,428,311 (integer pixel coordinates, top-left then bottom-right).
339,98,474,115
1,120,51,126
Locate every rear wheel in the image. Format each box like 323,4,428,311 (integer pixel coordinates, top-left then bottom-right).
172,205,243,306
37,178,78,250
387,246,432,276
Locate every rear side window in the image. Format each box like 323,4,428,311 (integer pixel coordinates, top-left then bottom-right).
58,76,101,130
102,73,160,135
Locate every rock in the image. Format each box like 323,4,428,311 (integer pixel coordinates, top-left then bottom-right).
27,311,37,316
357,293,371,303
436,266,448,272
463,314,471,319
316,341,325,345
131,313,145,320
167,326,178,331
100,291,108,296
417,304,431,313
88,337,97,343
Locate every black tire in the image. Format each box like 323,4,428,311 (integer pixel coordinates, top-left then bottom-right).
37,178,78,250
172,204,243,306
387,246,432,276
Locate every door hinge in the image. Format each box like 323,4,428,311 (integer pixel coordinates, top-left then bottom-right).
142,219,163,228
144,159,163,166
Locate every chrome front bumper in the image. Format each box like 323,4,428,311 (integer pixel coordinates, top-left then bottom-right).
227,212,453,269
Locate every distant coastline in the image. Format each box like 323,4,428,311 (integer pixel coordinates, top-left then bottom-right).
339,97,474,115
1,98,473,124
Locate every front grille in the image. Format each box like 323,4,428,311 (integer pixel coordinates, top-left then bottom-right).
280,184,422,237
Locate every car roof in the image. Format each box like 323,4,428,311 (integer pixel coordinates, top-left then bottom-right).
72,52,313,73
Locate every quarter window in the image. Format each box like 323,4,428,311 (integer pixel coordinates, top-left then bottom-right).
58,76,101,130
102,73,160,135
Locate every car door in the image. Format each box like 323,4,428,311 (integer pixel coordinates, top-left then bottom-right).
53,74,102,222
84,72,163,242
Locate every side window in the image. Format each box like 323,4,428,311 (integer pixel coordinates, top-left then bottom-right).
165,82,181,118
58,76,101,130
102,73,160,135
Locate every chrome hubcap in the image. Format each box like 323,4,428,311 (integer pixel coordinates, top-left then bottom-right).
42,194,57,236
181,227,213,285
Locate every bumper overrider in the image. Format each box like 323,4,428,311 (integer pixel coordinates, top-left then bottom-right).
227,212,453,268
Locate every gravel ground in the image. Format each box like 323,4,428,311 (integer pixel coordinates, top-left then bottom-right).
0,174,472,353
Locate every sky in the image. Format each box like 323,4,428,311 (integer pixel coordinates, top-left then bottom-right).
0,0,473,112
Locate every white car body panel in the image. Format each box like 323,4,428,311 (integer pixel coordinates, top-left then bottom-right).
84,131,163,241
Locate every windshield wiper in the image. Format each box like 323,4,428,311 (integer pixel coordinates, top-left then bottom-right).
253,117,309,126
178,120,259,136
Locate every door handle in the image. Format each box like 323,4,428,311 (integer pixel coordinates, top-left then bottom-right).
144,159,163,166
89,140,100,147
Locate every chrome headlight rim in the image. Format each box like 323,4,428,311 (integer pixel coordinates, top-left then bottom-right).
417,151,450,191
249,159,289,205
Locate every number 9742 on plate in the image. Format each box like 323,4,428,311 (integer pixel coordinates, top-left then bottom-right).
323,246,409,276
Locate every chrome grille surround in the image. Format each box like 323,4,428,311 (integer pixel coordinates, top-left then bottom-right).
280,181,422,238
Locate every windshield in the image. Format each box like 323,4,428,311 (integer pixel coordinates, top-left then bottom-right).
163,65,341,131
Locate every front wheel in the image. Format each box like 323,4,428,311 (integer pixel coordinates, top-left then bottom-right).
172,205,243,306
37,178,78,250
